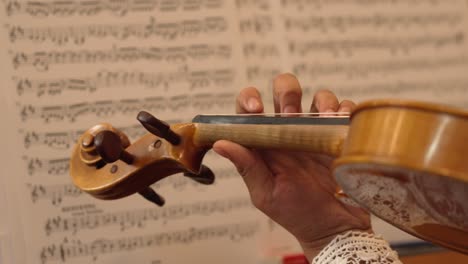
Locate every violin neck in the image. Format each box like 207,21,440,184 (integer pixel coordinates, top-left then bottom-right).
192,123,349,157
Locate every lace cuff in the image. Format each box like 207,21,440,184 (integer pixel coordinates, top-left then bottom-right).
312,231,402,264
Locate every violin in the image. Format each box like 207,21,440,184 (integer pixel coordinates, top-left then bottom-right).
70,99,468,254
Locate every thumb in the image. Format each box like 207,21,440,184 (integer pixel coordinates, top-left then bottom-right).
213,140,273,199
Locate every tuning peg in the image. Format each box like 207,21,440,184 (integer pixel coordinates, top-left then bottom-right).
139,187,165,206
94,130,135,164
137,111,180,145
184,165,215,185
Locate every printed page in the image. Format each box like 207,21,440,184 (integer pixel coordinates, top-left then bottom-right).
282,0,468,107
0,1,265,263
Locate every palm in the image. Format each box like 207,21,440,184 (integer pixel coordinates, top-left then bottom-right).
253,150,371,244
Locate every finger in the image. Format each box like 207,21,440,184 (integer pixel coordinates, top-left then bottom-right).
213,140,273,206
310,89,340,115
236,87,264,114
338,100,356,115
272,73,303,114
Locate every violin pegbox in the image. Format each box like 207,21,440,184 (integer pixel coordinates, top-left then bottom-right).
70,112,215,206
136,111,215,185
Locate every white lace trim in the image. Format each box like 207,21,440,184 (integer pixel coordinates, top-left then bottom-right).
312,231,402,264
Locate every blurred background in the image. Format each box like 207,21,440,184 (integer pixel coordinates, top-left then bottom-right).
1,0,467,263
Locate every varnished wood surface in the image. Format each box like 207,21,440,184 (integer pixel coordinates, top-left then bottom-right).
193,123,348,156
334,101,468,253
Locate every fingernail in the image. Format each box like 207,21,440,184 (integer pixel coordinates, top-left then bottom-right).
248,98,260,111
283,105,297,113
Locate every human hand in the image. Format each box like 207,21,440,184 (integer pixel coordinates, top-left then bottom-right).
212,73,371,259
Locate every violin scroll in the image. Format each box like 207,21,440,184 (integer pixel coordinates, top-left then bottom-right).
70,114,215,206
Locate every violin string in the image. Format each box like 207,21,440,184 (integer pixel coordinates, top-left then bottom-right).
201,112,351,117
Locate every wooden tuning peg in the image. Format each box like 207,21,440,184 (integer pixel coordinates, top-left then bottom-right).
184,165,215,185
94,130,135,164
139,187,165,206
137,111,180,145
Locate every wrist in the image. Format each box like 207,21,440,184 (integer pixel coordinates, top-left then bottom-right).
299,228,374,261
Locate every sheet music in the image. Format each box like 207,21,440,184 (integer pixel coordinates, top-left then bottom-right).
1,0,468,263
0,1,264,263
281,0,468,107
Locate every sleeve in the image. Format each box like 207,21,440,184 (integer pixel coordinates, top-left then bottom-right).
312,231,403,264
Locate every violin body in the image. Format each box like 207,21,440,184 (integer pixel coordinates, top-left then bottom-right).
334,100,468,253
69,99,468,254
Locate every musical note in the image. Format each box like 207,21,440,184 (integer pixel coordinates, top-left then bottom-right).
40,221,259,263
284,12,463,33
15,68,235,97
280,0,443,10
293,55,468,79
243,43,280,59
289,32,465,57
5,0,21,16
235,0,270,10
316,78,468,98
20,120,182,150
6,0,225,17
25,166,236,206
23,156,69,176
22,130,81,149
11,44,233,71
7,16,228,45
239,15,273,35
246,66,281,82
152,167,238,191
28,183,83,206
44,197,253,235
19,92,235,123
